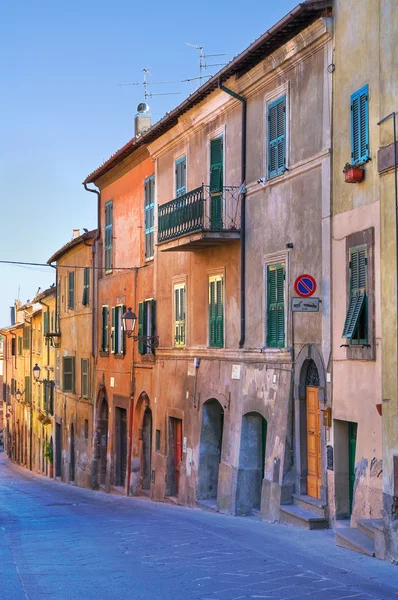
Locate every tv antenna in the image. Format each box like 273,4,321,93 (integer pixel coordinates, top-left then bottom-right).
120,68,181,101
182,43,226,87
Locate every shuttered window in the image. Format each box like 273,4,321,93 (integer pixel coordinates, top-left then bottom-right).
18,336,22,356
68,272,75,310
175,156,186,197
110,305,125,354
137,299,156,355
351,85,369,165
81,358,89,398
23,325,30,350
174,283,186,347
268,96,286,179
82,267,90,306
105,201,113,272
267,264,285,348
210,137,223,230
342,246,368,343
43,311,48,335
25,376,31,403
62,356,75,393
209,275,223,348
145,176,155,259
101,306,109,352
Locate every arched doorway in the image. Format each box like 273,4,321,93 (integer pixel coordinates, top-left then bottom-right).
294,345,327,503
197,399,224,502
70,424,75,482
142,408,152,491
99,397,108,486
236,412,267,515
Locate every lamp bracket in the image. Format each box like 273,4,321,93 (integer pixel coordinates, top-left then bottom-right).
127,333,159,349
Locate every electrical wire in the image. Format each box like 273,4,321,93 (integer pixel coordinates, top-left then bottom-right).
0,260,144,271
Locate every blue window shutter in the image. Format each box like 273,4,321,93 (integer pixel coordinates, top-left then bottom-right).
268,96,286,179
267,264,285,348
176,156,186,197
138,302,145,355
350,85,369,164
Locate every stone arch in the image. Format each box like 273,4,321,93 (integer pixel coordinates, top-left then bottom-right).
197,398,225,503
131,391,151,496
293,344,327,502
236,411,267,515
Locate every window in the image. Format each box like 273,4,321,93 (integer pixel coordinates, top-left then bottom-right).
62,356,75,393
44,381,54,414
174,283,186,347
43,311,48,335
111,305,125,355
351,85,369,165
101,306,109,352
82,267,90,306
105,201,113,272
68,272,75,310
209,275,223,348
11,338,16,356
175,156,186,197
342,246,368,344
144,176,155,259
18,336,22,356
23,325,30,350
81,358,89,398
155,429,161,453
267,96,286,179
138,299,156,355
267,264,285,348
210,137,223,230
11,378,16,395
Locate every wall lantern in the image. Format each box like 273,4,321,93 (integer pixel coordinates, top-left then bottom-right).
33,363,41,381
122,307,159,349
15,389,23,401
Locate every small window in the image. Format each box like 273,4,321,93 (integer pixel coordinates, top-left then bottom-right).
101,306,109,352
267,95,286,179
351,85,369,165
174,283,186,347
155,429,161,453
137,299,156,355
342,246,368,344
209,275,223,348
175,156,186,197
84,420,89,440
266,264,285,348
62,356,75,393
82,267,90,306
111,305,125,355
144,176,155,259
81,358,89,398
105,201,113,272
68,272,75,310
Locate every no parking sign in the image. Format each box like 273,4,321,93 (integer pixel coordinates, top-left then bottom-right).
294,274,316,298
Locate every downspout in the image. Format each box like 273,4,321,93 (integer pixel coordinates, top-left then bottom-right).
377,113,398,386
127,267,138,496
218,79,246,347
83,183,101,359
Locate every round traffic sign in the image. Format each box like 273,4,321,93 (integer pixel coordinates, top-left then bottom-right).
294,274,316,297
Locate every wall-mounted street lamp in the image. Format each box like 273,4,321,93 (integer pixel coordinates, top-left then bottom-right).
122,307,159,350
15,389,24,401
33,363,41,381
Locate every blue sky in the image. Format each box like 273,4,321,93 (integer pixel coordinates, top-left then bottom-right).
0,0,297,325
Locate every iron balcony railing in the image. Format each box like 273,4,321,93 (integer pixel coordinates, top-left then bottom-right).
158,185,240,243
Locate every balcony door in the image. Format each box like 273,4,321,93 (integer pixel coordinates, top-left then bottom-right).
210,136,223,229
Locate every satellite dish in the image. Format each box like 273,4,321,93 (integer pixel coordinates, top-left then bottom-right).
137,102,150,114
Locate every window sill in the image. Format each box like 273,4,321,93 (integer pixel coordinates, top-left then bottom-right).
140,354,155,363
114,353,125,359
99,351,109,357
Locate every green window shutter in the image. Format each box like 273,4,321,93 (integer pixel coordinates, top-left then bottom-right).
342,246,368,339
267,265,285,348
138,301,145,355
111,307,116,353
62,356,75,393
81,358,89,398
25,376,31,403
174,284,186,347
145,176,155,259
102,306,109,352
68,272,75,309
43,312,48,335
351,85,369,165
82,267,90,306
210,137,223,193
209,279,216,347
18,336,22,356
176,156,187,197
105,201,113,271
209,276,223,348
215,278,224,348
268,96,286,179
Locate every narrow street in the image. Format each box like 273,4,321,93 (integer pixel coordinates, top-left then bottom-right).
0,456,397,600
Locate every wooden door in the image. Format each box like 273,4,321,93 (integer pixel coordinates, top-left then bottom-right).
306,387,321,499
173,419,182,494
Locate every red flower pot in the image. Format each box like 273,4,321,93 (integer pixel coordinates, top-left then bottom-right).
345,167,364,183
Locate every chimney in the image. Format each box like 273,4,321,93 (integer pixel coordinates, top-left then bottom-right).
135,102,151,136
72,229,80,239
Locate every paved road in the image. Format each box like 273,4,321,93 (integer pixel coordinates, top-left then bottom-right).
1,456,397,600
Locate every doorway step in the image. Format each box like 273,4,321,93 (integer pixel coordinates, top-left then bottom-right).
279,494,328,530
335,518,383,557
196,498,218,513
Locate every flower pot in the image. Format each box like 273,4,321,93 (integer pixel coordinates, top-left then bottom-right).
345,167,364,183
49,464,54,478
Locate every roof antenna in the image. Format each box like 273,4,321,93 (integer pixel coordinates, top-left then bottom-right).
120,68,181,101
182,43,226,89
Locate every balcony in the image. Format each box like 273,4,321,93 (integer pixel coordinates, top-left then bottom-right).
158,185,241,252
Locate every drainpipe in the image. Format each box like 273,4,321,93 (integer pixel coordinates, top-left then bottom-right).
218,79,246,347
83,184,101,359
127,267,138,496
377,112,398,387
